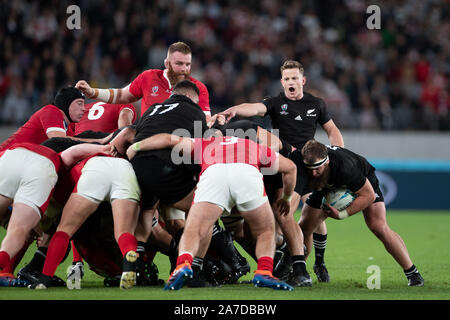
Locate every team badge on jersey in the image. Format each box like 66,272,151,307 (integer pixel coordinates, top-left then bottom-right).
306,108,317,117
280,104,289,115
151,86,159,96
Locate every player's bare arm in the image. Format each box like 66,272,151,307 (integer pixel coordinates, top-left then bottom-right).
273,155,297,216
322,119,344,148
219,102,267,123
126,133,191,160
118,108,135,128
75,80,139,104
60,143,115,168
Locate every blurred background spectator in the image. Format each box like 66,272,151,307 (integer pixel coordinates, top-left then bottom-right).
0,0,448,130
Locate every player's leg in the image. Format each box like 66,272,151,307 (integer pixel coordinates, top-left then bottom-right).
272,190,311,286
238,201,292,291
164,202,222,290
0,202,40,270
362,201,424,286
111,198,140,289
32,194,99,289
160,206,186,239
302,191,330,283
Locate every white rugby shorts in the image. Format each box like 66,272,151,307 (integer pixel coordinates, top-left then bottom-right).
193,163,268,214
75,157,141,204
0,148,58,217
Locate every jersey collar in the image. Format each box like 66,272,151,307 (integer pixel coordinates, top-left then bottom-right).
163,69,172,89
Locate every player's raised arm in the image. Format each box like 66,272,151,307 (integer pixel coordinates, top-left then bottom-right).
322,119,344,148
219,102,267,123
75,80,139,104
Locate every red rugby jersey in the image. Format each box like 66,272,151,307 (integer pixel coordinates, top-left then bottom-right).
74,102,136,135
129,69,210,116
0,105,73,152
192,136,278,176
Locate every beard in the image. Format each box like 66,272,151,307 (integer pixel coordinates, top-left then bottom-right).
307,165,330,191
167,62,190,86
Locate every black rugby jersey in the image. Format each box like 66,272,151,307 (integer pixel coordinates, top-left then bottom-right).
262,92,331,149
134,94,207,161
324,146,375,193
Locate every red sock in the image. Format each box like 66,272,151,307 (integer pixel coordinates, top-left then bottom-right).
0,251,11,270
2,240,31,273
257,256,274,272
42,231,70,277
71,241,83,263
117,233,137,257
176,252,193,266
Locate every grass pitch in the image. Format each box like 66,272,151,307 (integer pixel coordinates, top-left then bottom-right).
1,210,449,300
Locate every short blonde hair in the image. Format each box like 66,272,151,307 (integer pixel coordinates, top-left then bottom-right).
280,60,304,75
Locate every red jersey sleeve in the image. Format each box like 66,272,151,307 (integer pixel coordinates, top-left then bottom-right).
129,72,145,99
40,105,67,135
194,80,210,114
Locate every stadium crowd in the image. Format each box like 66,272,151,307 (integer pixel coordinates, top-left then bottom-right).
0,0,428,290
0,0,448,130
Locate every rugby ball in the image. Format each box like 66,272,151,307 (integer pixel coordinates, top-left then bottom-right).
322,188,356,211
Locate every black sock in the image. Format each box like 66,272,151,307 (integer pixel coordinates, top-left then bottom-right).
192,257,204,274
237,237,257,262
313,233,327,266
136,241,146,271
27,247,48,271
209,224,240,266
291,255,306,275
174,228,184,244
277,241,290,255
274,241,289,268
404,264,418,278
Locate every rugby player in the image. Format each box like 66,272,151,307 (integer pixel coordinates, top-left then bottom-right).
30,142,141,290
219,60,344,285
126,133,296,291
299,140,424,287
75,41,211,120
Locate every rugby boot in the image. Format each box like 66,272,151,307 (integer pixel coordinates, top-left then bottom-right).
185,263,219,288
120,250,137,289
313,263,330,283
17,263,41,284
407,272,424,287
28,274,53,290
104,275,121,287
252,270,293,291
164,262,193,290
136,261,164,286
273,253,292,281
0,272,30,287
18,263,66,287
288,270,313,287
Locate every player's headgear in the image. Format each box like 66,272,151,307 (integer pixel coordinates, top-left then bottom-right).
54,86,85,122
301,139,329,168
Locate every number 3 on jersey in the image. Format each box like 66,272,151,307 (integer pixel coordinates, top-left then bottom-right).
220,136,238,145
87,102,106,120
